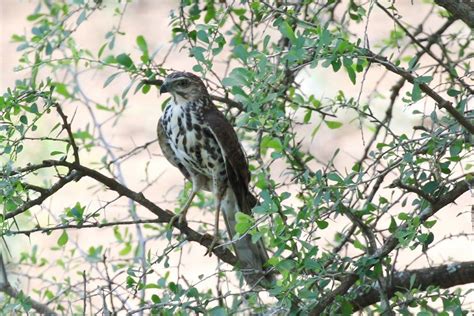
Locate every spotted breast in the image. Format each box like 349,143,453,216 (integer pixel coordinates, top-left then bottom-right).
160,98,227,183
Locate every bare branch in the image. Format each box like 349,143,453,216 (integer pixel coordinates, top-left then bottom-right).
7,218,165,236
56,103,80,164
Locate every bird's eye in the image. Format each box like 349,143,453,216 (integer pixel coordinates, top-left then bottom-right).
177,80,189,88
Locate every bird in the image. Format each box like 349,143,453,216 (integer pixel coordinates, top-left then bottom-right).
156,71,274,287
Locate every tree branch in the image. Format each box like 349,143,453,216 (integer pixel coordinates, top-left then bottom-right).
363,51,474,134
0,253,57,315
434,0,474,28
17,160,239,266
309,175,473,315
55,103,80,164
7,218,166,236
4,171,80,220
376,3,471,94
351,261,474,311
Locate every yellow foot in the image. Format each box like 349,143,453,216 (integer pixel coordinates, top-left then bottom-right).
204,235,219,257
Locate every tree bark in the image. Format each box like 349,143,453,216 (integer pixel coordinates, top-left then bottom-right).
434,0,474,28
351,261,474,311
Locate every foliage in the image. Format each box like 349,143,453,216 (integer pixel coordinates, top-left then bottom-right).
0,0,473,314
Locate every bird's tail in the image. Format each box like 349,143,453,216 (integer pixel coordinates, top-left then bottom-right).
221,189,274,288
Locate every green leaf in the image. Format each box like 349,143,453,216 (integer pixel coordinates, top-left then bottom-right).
324,120,343,129
98,43,107,58
116,53,134,69
196,30,209,44
54,83,71,98
340,299,353,315
190,46,206,63
76,10,86,25
233,45,248,63
29,103,39,113
104,73,120,88
151,294,160,304
422,181,438,195
19,115,28,125
142,84,150,94
27,13,43,21
136,35,148,53
412,82,422,101
408,56,419,71
261,136,283,152
388,216,397,233
447,88,461,97
345,65,356,84
113,226,123,242
449,139,463,157
331,58,342,72
235,211,254,234
417,76,433,84
222,76,241,87
57,230,68,247
279,20,296,42
119,242,132,256
353,239,365,250
316,220,328,229
204,4,216,23
423,220,437,228
327,172,343,183
209,307,226,316
70,202,85,221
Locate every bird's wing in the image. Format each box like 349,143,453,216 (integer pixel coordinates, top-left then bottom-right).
203,106,256,214
157,117,191,180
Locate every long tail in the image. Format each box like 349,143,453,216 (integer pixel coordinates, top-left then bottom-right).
221,189,274,288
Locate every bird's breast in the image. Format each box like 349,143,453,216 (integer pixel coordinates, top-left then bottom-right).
162,101,226,179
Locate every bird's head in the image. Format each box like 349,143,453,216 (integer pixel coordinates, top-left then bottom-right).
160,72,208,103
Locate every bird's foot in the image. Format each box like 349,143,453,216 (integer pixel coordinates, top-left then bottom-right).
169,212,187,227
204,235,219,257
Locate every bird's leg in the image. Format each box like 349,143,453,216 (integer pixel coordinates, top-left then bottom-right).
169,190,197,226
205,197,221,257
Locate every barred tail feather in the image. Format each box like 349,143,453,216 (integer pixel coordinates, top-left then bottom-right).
221,190,274,287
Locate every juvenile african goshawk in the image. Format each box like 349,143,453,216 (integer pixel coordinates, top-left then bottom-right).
157,71,273,286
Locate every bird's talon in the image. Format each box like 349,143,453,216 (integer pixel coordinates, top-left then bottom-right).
205,236,219,257
169,213,188,228
178,214,187,225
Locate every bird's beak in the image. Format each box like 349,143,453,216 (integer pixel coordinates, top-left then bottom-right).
160,83,169,94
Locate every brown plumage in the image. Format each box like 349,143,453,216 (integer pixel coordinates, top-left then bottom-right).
157,71,273,286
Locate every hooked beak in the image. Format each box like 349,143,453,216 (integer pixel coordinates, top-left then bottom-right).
141,78,169,94
160,82,169,94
